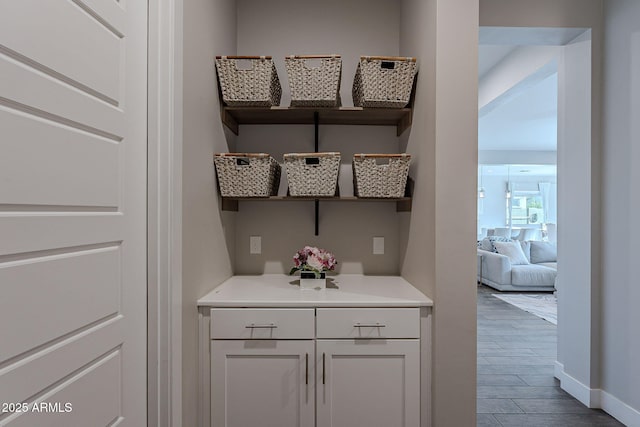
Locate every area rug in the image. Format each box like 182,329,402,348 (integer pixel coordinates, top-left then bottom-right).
492,293,557,325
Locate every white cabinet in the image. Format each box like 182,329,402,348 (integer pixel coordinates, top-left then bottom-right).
210,308,315,427
315,308,420,427
199,275,433,427
211,340,315,427
317,339,420,427
210,306,422,427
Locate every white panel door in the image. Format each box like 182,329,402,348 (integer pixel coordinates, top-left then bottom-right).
0,0,147,425
211,340,315,427
316,339,420,427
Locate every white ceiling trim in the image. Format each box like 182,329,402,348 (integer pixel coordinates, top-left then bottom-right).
479,27,589,46
479,45,561,114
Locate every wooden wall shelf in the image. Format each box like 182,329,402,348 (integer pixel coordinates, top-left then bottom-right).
221,106,413,137
220,196,412,213
215,88,417,234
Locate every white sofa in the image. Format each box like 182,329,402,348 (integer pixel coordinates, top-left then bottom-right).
477,238,557,292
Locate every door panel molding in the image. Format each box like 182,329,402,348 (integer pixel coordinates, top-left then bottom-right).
0,0,148,424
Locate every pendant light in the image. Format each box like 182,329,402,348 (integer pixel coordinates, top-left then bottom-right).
505,166,512,199
478,165,485,198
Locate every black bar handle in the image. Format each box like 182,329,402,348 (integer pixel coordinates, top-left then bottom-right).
322,352,326,385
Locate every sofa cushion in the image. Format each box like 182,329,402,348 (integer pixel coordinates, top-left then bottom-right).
480,236,513,253
530,241,557,264
494,241,530,265
511,265,557,287
537,262,557,270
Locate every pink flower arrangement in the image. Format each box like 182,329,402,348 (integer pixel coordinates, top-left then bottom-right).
290,246,337,277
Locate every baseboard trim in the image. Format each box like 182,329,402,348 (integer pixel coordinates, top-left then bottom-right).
554,360,564,381
555,361,640,426
601,390,640,427
554,361,598,407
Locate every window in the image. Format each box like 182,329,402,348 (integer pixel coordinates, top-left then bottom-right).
508,191,544,225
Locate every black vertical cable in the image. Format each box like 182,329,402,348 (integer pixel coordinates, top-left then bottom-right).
315,200,319,236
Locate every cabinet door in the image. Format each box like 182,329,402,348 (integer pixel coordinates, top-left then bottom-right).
316,339,420,427
211,340,314,427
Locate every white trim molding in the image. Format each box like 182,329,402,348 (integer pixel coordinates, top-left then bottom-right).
555,361,600,408
555,361,640,427
148,0,183,425
600,390,640,427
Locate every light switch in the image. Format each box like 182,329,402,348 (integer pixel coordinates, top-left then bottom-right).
373,236,384,255
250,236,261,254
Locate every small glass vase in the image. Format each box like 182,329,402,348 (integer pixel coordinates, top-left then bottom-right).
299,271,326,290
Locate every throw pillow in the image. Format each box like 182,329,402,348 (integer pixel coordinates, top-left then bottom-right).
530,241,557,264
494,241,530,265
481,236,513,253
480,238,493,252
519,240,531,262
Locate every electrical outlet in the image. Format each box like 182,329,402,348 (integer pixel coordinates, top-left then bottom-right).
250,236,261,254
373,236,384,255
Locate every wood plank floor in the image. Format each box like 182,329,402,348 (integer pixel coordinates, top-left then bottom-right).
477,284,624,426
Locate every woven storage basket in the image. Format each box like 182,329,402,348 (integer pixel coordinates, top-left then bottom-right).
353,154,411,198
352,56,417,108
285,55,342,107
215,56,282,107
284,152,341,196
214,153,281,197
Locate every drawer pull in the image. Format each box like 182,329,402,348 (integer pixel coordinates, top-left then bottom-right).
322,352,326,385
305,353,309,385
245,323,277,329
354,322,386,328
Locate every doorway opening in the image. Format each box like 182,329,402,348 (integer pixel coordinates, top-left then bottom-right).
476,27,613,425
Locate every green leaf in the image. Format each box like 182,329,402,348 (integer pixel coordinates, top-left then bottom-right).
289,267,299,275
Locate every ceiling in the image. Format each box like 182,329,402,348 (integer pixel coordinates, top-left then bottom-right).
478,71,558,151
478,45,517,79
477,27,589,153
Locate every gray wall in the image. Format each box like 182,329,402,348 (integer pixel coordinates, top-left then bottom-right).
237,0,400,108
182,0,480,425
182,0,236,425
177,0,640,425
602,0,640,418
400,0,479,425
234,0,404,275
557,29,600,401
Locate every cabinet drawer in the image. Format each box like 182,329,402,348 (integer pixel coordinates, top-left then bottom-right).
210,308,315,339
316,308,420,339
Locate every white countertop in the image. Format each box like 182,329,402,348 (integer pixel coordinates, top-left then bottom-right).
197,274,433,308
